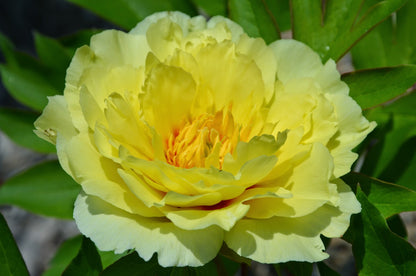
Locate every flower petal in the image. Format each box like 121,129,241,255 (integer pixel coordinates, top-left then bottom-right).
164,201,250,231
74,192,224,267
225,217,328,263
142,62,196,138
64,133,160,216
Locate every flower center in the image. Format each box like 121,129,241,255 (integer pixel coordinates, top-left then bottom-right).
164,110,239,169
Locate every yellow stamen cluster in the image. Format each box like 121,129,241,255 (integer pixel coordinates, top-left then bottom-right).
165,110,239,169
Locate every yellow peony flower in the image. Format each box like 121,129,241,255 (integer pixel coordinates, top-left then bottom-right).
35,11,376,266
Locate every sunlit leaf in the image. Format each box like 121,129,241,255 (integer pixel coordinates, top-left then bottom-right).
0,108,55,153
342,65,416,109
0,213,29,276
352,0,416,68
0,161,81,219
343,173,416,218
343,187,416,275
228,0,280,43
62,237,102,276
292,0,407,61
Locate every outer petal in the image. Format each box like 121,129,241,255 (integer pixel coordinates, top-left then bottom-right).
34,95,77,144
130,11,206,37
89,30,149,67
225,217,329,263
74,192,224,267
247,143,338,218
321,178,361,237
326,93,377,177
34,95,77,175
270,39,323,84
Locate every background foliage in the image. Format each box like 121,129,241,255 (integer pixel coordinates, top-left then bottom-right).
0,0,416,275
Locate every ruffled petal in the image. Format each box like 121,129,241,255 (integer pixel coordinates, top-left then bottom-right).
225,217,328,263
74,192,223,267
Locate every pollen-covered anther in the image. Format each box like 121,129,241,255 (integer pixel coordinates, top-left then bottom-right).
164,110,239,169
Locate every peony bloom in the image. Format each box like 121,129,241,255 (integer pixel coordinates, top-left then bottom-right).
35,11,376,266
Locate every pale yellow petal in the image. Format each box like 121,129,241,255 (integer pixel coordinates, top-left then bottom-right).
74,192,223,267
122,155,246,199
207,16,244,42
142,62,196,138
194,40,265,123
268,143,337,217
64,46,96,132
34,95,77,144
65,133,160,216
164,201,250,231
236,34,276,102
270,39,323,84
79,86,103,130
90,30,149,67
118,169,165,208
326,93,377,177
130,11,206,37
225,217,328,263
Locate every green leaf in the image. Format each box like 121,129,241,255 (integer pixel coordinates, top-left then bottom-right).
101,252,217,276
98,250,129,269
43,236,128,276
0,33,19,67
264,0,291,32
274,261,313,276
228,0,280,43
216,255,239,276
0,33,64,110
0,213,29,276
191,0,226,16
343,173,416,218
0,161,81,219
387,214,408,239
58,29,100,53
341,65,416,109
0,108,55,153
292,0,407,62
62,237,102,276
100,253,166,276
343,187,416,275
34,33,72,72
352,0,416,69
0,64,58,111
317,262,340,276
361,92,416,190
67,0,197,30
43,236,83,276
